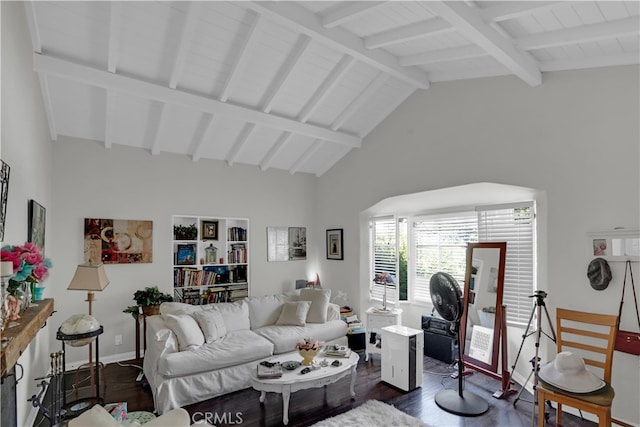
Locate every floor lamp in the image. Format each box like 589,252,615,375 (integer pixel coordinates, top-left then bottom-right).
67,263,110,372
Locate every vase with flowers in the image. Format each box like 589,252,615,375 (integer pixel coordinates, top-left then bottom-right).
295,338,324,366
1,242,52,310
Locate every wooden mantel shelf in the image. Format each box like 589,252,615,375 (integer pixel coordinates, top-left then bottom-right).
1,298,54,378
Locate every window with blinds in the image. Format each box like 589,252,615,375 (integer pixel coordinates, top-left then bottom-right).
369,203,535,326
370,217,398,305
477,203,535,326
411,212,478,304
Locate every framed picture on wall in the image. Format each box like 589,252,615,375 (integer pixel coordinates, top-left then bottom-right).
326,229,343,260
201,220,219,240
0,160,9,241
28,199,46,250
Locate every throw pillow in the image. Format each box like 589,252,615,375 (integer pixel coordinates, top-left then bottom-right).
193,310,227,344
299,288,331,323
163,313,205,351
276,301,312,326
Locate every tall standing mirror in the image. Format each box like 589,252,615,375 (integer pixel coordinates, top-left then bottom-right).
459,242,513,397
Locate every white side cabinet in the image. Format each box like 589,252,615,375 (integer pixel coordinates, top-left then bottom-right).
381,325,423,392
365,307,402,362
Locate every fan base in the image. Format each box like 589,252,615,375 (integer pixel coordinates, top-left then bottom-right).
434,389,489,416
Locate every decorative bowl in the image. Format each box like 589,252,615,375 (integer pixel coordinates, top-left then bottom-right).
297,347,321,366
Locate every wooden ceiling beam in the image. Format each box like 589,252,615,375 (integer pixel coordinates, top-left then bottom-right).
516,17,640,51
540,52,640,72
191,113,216,162
220,10,262,103
150,103,169,156
246,1,430,89
399,45,487,67
364,18,454,49
331,73,389,131
322,2,387,29
480,2,560,23
262,35,312,114
298,55,354,123
289,139,323,175
25,2,57,141
260,131,292,172
226,123,256,166
315,145,352,177
33,54,361,148
169,2,203,89
104,90,116,149
427,1,541,87
107,2,121,73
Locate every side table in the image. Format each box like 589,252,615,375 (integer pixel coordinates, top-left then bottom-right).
56,325,104,418
365,307,402,362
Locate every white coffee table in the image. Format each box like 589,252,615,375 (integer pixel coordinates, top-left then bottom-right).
251,351,359,425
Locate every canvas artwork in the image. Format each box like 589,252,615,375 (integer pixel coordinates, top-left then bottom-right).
84,218,153,264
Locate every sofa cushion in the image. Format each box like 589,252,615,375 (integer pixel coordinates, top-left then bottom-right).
69,404,119,427
163,314,205,351
246,294,286,329
159,330,273,377
193,310,227,344
299,288,331,323
254,320,348,354
276,301,311,326
209,301,250,332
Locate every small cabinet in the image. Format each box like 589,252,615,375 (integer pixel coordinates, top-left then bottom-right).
172,215,249,305
365,307,402,362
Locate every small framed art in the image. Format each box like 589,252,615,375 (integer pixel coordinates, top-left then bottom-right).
201,220,219,240
326,229,343,260
176,243,197,265
28,199,46,250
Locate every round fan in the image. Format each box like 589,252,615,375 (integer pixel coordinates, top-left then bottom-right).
430,272,464,323
429,272,488,417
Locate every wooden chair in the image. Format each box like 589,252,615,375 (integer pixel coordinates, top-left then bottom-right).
537,308,618,426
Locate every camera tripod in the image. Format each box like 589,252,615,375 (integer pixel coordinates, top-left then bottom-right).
511,290,557,426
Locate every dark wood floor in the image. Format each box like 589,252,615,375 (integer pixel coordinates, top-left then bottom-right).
35,350,595,427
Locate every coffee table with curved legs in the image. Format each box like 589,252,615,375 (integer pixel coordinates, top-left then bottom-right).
251,351,359,425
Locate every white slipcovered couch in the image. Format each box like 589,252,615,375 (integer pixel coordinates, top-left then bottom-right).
143,289,348,414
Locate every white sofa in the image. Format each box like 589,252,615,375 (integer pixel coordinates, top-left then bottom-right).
143,289,348,414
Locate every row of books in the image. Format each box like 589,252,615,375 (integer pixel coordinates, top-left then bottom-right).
228,244,247,264
174,268,219,288
175,286,232,305
228,227,247,242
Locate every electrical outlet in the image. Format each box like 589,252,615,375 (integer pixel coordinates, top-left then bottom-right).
115,335,123,346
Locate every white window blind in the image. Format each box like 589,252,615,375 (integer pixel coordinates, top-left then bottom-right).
412,212,478,304
370,217,398,305
477,203,535,326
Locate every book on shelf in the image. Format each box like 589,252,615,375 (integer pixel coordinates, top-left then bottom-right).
256,363,282,379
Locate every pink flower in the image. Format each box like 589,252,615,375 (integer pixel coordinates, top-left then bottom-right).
1,242,52,285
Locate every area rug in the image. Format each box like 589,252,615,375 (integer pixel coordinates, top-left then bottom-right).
311,400,431,427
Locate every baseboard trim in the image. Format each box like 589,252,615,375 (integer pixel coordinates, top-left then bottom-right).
65,351,138,370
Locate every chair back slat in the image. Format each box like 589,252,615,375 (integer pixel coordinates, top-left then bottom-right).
556,308,618,382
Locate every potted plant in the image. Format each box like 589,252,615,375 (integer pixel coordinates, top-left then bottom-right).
127,286,173,317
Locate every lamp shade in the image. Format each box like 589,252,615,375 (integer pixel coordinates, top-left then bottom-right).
1,261,14,278
67,263,110,292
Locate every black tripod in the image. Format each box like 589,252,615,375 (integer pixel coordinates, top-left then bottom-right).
511,290,556,426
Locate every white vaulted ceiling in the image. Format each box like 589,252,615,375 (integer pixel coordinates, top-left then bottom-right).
26,1,640,176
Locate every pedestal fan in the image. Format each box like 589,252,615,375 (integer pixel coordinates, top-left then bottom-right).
430,272,489,416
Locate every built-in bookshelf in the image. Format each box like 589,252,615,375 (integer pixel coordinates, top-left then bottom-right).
172,215,249,305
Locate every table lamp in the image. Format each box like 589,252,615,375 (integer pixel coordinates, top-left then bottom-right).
67,263,110,316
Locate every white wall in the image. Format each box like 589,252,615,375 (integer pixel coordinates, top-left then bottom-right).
51,138,318,364
316,66,640,425
1,3,55,425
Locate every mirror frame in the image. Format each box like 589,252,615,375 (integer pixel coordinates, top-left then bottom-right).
459,242,507,374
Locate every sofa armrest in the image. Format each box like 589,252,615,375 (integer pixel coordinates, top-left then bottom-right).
327,303,341,322
143,315,179,388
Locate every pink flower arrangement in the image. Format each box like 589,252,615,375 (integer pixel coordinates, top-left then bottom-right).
296,338,324,351
1,242,52,286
